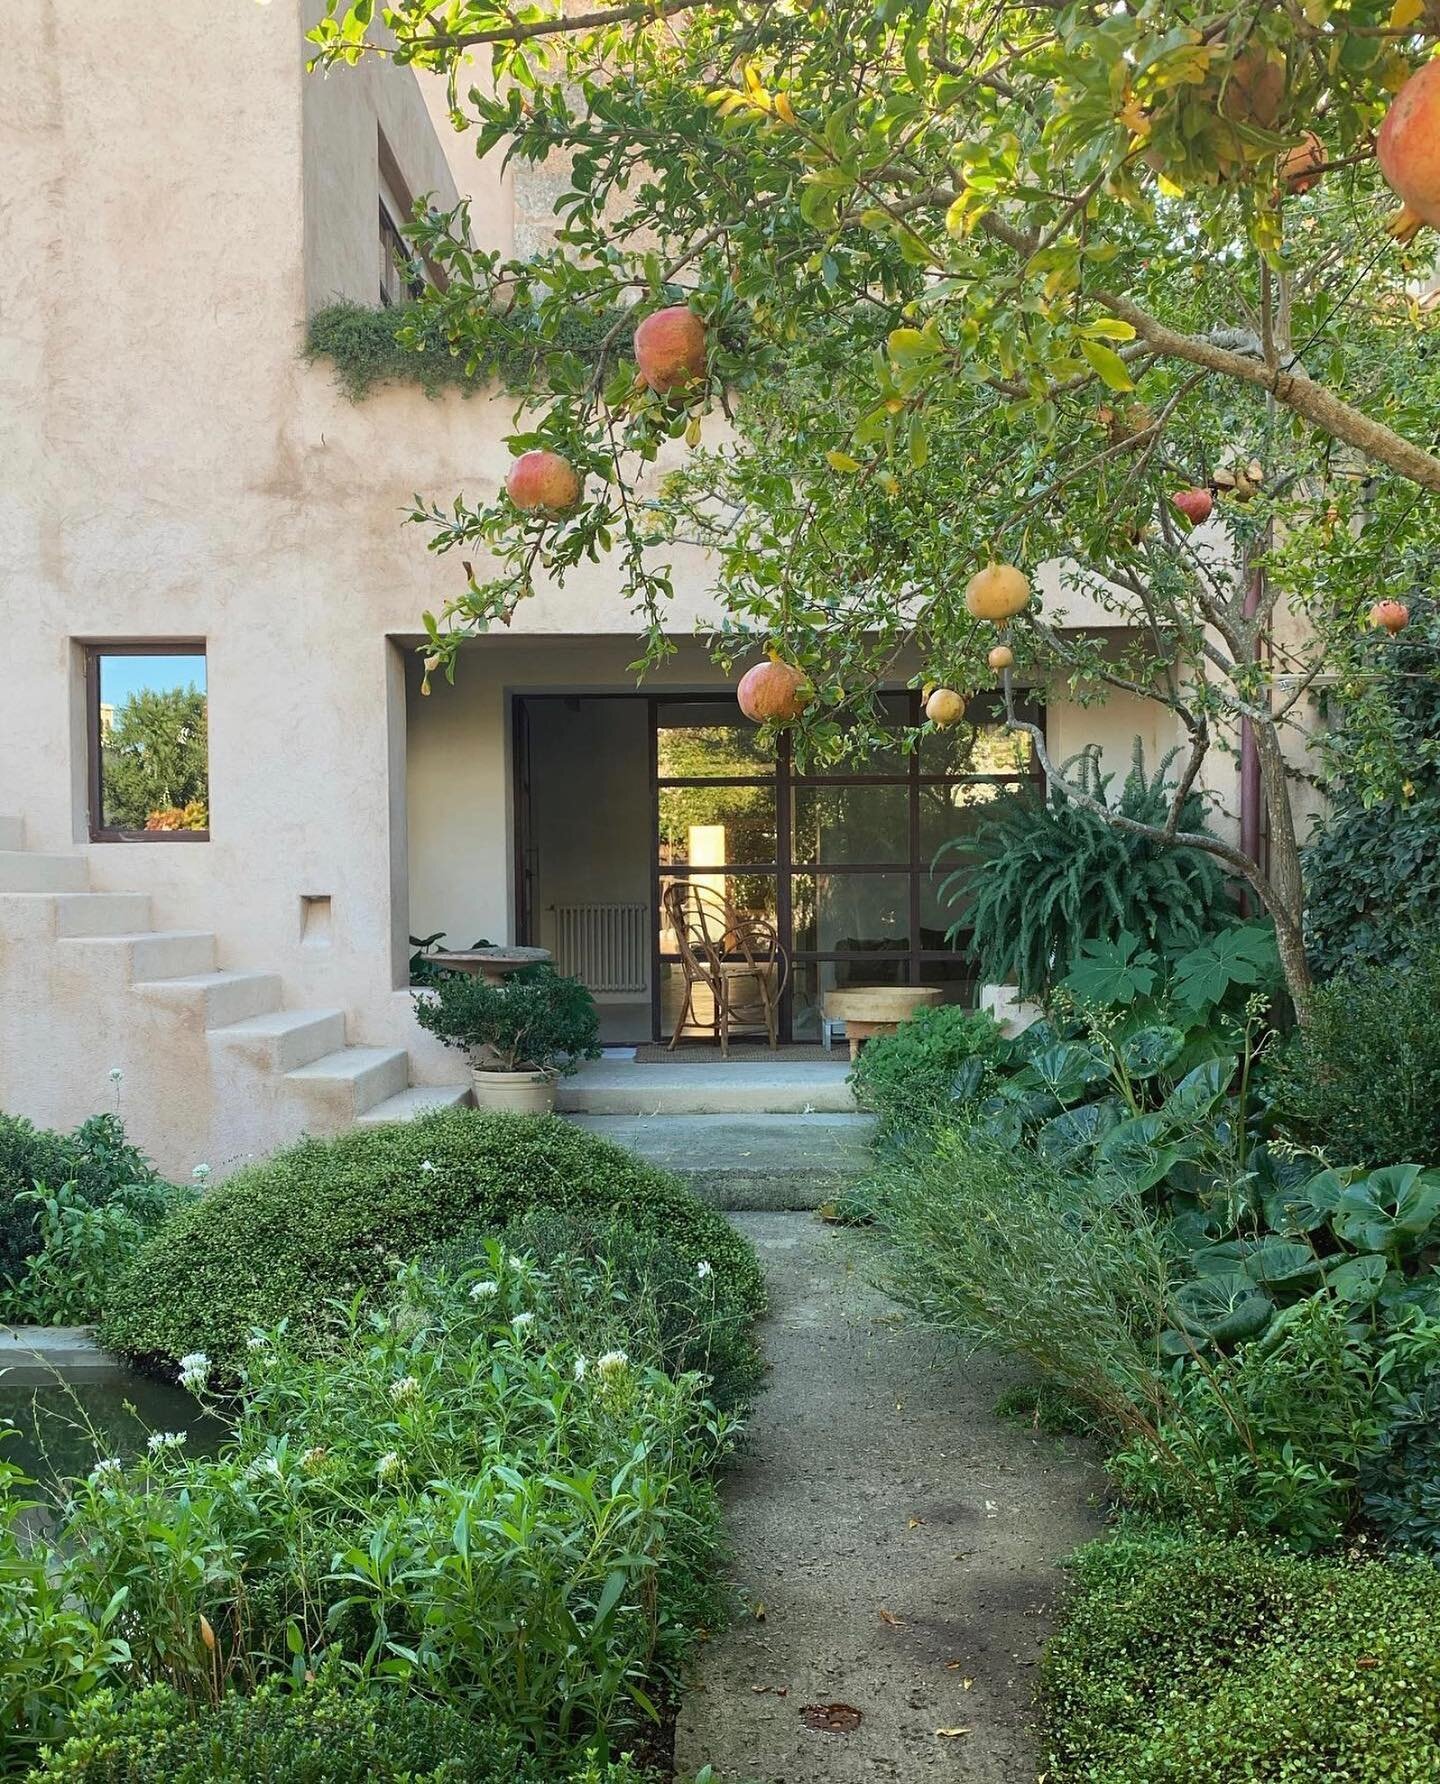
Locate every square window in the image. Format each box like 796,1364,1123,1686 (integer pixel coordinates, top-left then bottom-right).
87,646,209,840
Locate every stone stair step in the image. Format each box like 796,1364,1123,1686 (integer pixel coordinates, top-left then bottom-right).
212,1008,348,1072
567,1112,877,1209
67,929,217,981
555,1059,855,1117
0,851,88,893
52,892,154,937
284,1046,410,1118
357,1083,473,1126
133,969,283,1028
0,817,24,851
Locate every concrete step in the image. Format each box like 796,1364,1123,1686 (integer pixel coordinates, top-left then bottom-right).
285,1046,410,1119
213,1008,347,1072
554,1059,856,1117
0,850,88,893
568,1112,876,1209
66,929,217,981
134,969,283,1028
0,817,23,851
52,892,154,937
357,1083,473,1126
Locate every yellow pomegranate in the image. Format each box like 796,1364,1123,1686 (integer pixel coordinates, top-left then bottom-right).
987,644,1015,672
965,564,1031,622
925,688,966,728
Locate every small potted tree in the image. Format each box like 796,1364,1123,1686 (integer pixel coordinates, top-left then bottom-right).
414,965,601,1113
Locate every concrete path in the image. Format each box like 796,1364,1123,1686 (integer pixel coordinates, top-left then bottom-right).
673,1215,1102,1784
570,1113,876,1209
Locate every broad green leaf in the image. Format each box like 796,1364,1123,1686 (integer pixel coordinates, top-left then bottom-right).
1035,1096,1123,1167
1326,1253,1389,1305
1118,1024,1185,1079
1170,1271,1274,1345
1079,338,1134,392
1062,932,1158,1006
1335,1165,1440,1257
1163,1057,1232,1124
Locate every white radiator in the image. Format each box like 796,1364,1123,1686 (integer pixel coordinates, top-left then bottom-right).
550,902,649,995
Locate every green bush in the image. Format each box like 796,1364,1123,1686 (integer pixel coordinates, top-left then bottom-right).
101,1110,764,1371
1044,1528,1440,1782
413,965,601,1075
10,1248,730,1771
848,1004,1006,1138
26,1673,648,1782
446,1207,765,1410
933,741,1233,999
1271,946,1440,1167
1,1114,162,1280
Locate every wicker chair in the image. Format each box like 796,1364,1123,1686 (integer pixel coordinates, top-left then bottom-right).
661,880,788,1055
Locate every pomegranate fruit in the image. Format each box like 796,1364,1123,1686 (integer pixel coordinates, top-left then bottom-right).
987,644,1015,672
1380,62,1440,237
1280,131,1326,194
1369,599,1411,635
634,306,708,395
505,450,582,517
964,563,1031,622
737,656,811,724
925,688,966,729
1171,487,1214,526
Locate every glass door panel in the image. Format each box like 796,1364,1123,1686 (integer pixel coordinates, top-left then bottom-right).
659,784,777,867
791,783,910,866
656,700,774,776
791,872,911,954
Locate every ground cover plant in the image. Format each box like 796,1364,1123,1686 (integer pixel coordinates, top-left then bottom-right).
0,1114,181,1326
3,1238,739,1778
848,1003,1006,1144
101,1110,763,1372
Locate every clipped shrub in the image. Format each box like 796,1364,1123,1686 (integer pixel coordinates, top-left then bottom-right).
26,1672,648,1783
100,1110,764,1370
0,1114,165,1285
1270,945,1440,1167
444,1207,764,1410
1044,1529,1440,1782
848,1004,1007,1137
934,741,1232,998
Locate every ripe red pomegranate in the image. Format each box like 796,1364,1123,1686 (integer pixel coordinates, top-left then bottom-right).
1379,62,1440,236
737,656,810,724
1369,599,1411,635
1280,131,1326,194
1171,487,1214,526
505,450,581,517
634,307,708,395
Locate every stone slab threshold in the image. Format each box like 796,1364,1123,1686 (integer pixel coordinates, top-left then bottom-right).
1,1325,126,1386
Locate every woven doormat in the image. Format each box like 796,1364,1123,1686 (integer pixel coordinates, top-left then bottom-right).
632,1043,837,1064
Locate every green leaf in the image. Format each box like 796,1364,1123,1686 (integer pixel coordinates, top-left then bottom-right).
1326,1252,1389,1306
1062,932,1158,1005
1170,1271,1274,1345
1035,1097,1123,1167
1335,1164,1440,1257
1163,1057,1233,1124
594,1567,629,1630
1118,1024,1185,1079
1079,338,1134,392
1265,1166,1348,1235
1022,1041,1110,1104
1169,923,1278,1012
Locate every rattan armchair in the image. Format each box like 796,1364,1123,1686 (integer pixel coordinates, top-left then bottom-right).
661,880,789,1055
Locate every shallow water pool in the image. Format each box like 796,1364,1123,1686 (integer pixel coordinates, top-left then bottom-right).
1,1376,226,1486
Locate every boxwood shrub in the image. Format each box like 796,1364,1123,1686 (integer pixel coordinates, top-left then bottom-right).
27,1674,646,1783
100,1110,764,1371
1044,1528,1440,1782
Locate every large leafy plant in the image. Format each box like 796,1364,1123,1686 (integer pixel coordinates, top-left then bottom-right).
415,965,601,1075
934,743,1231,999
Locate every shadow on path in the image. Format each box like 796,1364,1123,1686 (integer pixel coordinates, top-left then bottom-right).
673,1213,1103,1783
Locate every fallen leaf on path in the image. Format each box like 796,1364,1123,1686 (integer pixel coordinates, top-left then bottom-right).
878,1607,903,1627
935,1727,972,1739
801,1702,863,1733
908,1516,925,1529
752,1600,766,1621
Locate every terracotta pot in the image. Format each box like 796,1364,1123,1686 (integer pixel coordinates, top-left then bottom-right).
470,1068,555,1115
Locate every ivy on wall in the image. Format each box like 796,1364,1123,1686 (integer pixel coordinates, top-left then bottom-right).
305,300,622,402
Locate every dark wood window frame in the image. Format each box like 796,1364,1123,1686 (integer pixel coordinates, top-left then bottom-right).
84,640,210,843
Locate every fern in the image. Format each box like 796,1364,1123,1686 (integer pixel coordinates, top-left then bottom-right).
933,740,1233,998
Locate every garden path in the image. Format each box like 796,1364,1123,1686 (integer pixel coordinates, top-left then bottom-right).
672,1214,1102,1783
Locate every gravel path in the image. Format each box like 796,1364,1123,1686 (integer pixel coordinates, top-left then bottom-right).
672,1213,1102,1783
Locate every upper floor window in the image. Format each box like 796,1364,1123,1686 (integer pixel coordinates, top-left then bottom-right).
378,129,426,308
85,645,208,841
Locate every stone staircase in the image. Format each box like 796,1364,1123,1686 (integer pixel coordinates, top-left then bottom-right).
0,817,469,1136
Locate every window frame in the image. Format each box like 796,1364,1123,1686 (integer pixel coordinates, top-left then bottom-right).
84,640,210,843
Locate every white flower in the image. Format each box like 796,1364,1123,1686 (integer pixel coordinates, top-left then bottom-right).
597,1350,629,1381
388,1375,420,1405
696,1260,713,1280
573,1356,588,1382
376,1450,401,1480
511,1311,536,1332
147,1430,187,1453
177,1351,210,1391
419,1159,438,1174
245,1334,267,1353
191,1163,211,1184
245,1454,283,1482
108,1067,123,1084
300,1446,327,1470
469,1279,500,1300
89,1458,122,1482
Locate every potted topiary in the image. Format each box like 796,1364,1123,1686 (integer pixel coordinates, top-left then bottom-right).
413,965,601,1113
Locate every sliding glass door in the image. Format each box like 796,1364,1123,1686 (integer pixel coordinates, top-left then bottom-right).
652,691,1043,1043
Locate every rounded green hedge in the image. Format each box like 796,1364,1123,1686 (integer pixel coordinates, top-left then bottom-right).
100,1110,764,1371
